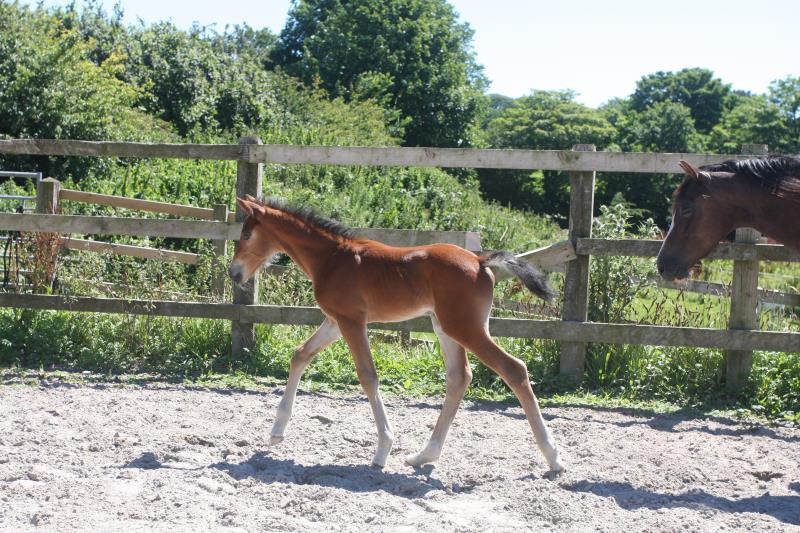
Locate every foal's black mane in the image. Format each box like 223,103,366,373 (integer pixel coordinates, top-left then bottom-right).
256,198,357,239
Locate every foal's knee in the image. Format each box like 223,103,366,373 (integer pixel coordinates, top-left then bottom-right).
447,364,473,392
289,347,314,370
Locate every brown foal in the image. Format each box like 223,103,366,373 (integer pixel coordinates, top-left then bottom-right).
229,197,564,472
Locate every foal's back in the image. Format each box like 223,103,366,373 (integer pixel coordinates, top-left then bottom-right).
314,240,491,324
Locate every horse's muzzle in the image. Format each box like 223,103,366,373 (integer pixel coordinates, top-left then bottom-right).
656,257,689,282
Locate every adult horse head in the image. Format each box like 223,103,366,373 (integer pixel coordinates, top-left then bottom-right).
657,156,800,281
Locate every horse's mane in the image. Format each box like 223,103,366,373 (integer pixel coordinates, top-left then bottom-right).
700,155,800,198
255,197,357,240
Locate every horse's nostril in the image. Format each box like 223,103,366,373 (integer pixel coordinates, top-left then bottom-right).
657,264,664,275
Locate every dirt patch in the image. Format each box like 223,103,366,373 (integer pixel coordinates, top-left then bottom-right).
1,380,798,531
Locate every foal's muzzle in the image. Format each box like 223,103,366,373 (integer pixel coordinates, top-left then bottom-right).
229,262,246,285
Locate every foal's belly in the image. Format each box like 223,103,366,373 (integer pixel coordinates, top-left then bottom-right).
365,304,433,324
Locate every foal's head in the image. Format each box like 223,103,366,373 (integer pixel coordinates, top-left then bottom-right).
228,196,282,285
656,161,734,281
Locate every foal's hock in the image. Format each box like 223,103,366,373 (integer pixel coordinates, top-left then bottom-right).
229,197,564,473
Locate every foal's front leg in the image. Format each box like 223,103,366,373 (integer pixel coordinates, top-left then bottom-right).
337,319,395,468
270,318,340,444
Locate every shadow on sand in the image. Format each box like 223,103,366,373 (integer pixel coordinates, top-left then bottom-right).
210,451,447,499
564,479,800,526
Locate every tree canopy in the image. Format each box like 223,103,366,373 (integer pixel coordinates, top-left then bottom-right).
0,1,798,230
272,0,487,147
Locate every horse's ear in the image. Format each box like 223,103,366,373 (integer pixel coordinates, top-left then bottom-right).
244,194,257,202
679,160,700,179
679,160,713,183
236,197,254,216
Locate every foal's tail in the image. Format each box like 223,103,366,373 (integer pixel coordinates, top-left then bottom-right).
480,251,557,301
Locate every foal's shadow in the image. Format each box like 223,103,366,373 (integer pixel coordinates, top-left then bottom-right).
212,451,446,498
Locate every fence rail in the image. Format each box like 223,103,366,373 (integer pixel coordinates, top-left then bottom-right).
1,293,797,352
1,138,798,390
0,138,753,172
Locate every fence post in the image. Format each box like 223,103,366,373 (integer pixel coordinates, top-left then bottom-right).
725,143,768,389
559,144,596,382
231,137,263,359
212,203,229,299
36,178,60,214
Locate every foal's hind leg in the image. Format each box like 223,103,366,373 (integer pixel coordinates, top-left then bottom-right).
405,315,472,467
270,318,340,444
455,328,564,473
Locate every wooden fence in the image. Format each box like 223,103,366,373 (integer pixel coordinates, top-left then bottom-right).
1,138,798,389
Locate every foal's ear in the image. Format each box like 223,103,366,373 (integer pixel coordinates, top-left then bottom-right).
236,197,253,215
679,160,711,182
237,197,265,216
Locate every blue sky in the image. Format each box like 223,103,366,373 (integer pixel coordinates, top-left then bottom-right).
19,0,799,107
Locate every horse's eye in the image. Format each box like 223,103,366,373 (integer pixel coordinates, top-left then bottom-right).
241,231,252,241
680,206,694,218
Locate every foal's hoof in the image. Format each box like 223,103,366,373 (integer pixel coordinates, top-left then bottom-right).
544,464,566,479
269,435,284,445
404,452,437,468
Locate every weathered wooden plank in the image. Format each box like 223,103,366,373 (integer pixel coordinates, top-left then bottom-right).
0,139,750,173
560,145,596,381
728,226,761,387
247,144,748,173
487,318,800,352
517,239,575,271
36,178,60,215
60,189,216,219
232,137,263,357
211,204,229,297
0,213,241,240
0,139,241,160
60,238,199,264
726,143,769,388
657,278,800,308
1,294,797,351
577,238,800,262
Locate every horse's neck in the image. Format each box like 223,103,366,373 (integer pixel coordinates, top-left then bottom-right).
268,214,341,279
732,185,800,252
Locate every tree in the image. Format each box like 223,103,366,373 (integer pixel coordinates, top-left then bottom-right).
630,68,730,133
601,100,702,226
768,76,800,152
707,94,788,154
0,3,160,179
480,91,615,217
272,0,488,147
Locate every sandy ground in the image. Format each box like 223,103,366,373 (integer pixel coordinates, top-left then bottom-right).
0,375,798,532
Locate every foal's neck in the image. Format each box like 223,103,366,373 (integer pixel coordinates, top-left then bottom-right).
265,210,345,279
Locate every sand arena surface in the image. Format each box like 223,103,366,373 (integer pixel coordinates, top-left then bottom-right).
1,377,798,532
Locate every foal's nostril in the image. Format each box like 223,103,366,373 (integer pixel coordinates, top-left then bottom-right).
229,264,243,284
